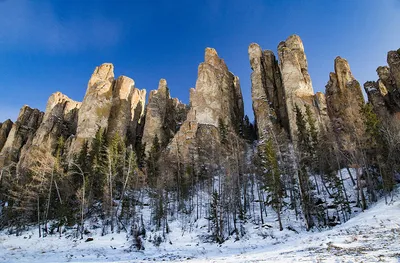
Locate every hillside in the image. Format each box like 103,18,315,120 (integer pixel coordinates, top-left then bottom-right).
1,172,399,263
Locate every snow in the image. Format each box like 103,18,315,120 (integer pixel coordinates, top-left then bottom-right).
1,172,400,263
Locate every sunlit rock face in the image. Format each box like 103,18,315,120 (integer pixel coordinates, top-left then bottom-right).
325,57,365,153
0,119,13,153
107,75,146,146
364,50,400,122
277,35,327,142
248,43,289,141
0,105,43,166
249,35,329,145
70,63,115,154
142,79,187,153
17,92,80,170
167,48,244,162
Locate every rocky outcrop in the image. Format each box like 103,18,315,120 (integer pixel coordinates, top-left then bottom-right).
107,76,146,146
0,119,13,152
0,106,43,166
190,48,244,130
364,80,391,121
249,36,328,144
70,63,115,154
18,92,81,169
314,92,330,130
168,48,244,161
364,51,400,122
142,79,187,153
277,35,323,141
248,43,288,141
325,57,365,153
388,50,400,88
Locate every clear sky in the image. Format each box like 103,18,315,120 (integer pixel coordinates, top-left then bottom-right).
0,0,399,122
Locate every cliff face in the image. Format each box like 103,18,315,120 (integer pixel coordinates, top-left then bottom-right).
190,48,244,130
277,35,328,142
107,75,146,146
0,106,43,166
364,50,400,123
249,35,329,145
17,92,80,170
167,48,244,162
70,63,115,154
325,57,365,153
0,119,13,152
142,79,187,153
248,43,288,141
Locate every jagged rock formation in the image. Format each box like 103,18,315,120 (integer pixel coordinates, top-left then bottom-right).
0,106,43,166
70,63,115,154
364,50,400,123
142,79,187,153
277,35,315,141
248,43,289,141
364,80,390,121
167,48,244,161
107,75,146,145
0,119,13,152
18,92,81,169
69,63,146,154
388,50,400,89
249,36,329,145
325,57,365,153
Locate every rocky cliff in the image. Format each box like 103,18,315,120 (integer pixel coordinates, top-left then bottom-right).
248,43,288,141
17,92,80,170
107,75,146,146
0,106,43,166
0,119,13,153
142,79,187,153
249,35,329,145
364,50,400,123
278,35,314,141
167,48,244,162
69,63,115,154
325,57,365,153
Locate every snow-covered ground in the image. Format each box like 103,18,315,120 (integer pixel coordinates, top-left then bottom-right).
1,175,400,262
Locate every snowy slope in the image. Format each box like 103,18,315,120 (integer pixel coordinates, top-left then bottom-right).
1,180,400,262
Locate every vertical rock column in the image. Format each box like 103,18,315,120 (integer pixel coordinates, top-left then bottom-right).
142,79,187,153
107,75,146,146
325,57,365,153
278,35,316,141
18,92,81,170
0,119,13,152
248,43,289,141
0,106,43,166
70,63,115,154
167,48,244,162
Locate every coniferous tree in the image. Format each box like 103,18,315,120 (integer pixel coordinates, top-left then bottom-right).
146,135,161,187
295,105,322,230
261,138,284,231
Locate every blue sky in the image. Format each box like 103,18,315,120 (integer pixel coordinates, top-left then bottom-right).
0,0,399,122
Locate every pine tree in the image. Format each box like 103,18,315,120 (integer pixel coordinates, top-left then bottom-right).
261,138,284,231
146,135,161,187
295,105,320,230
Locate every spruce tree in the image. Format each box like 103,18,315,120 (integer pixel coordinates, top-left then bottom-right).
261,138,284,231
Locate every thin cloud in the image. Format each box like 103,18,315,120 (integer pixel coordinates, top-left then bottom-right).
0,0,123,52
